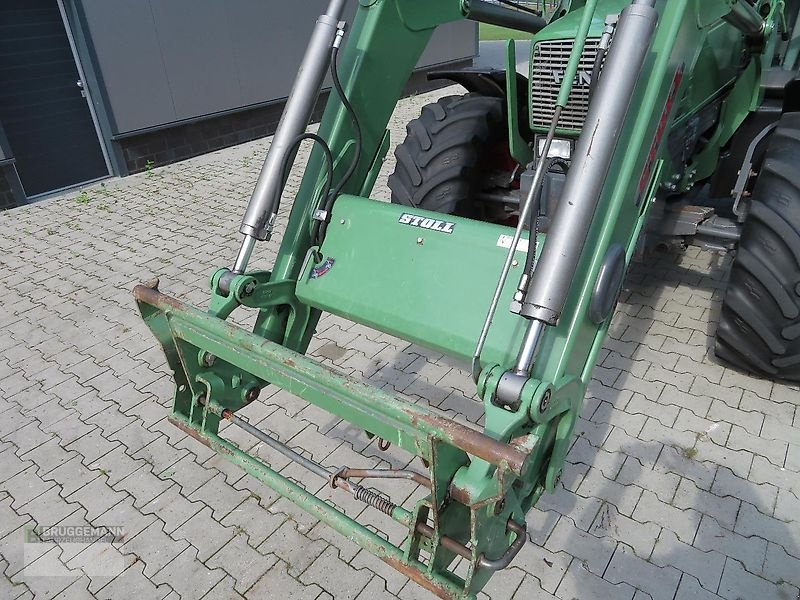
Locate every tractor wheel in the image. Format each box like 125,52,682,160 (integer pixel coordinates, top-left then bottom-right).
388,93,509,217
716,112,800,382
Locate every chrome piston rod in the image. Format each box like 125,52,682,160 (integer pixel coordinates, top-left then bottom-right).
518,0,658,344
234,0,347,273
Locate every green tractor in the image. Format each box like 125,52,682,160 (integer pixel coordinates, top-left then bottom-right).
135,0,800,597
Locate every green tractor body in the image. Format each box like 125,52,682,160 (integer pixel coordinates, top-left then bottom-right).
134,0,800,597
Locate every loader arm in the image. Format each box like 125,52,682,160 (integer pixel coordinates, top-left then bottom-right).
133,0,777,597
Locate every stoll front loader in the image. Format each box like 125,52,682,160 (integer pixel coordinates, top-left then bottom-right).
135,0,800,597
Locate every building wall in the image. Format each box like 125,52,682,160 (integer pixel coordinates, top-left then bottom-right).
76,1,477,137
0,2,476,208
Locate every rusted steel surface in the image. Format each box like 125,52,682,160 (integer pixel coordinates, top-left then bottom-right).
338,468,432,489
380,556,458,600
408,411,528,477
416,522,472,561
136,285,530,475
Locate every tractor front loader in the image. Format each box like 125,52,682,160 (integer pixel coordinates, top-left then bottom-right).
135,0,799,597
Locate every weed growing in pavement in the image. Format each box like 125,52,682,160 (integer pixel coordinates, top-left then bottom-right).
682,446,698,459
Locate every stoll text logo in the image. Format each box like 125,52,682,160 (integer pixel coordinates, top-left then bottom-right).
398,213,456,234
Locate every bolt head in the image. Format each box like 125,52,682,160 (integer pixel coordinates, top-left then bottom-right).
511,259,519,267
202,353,216,368
245,386,260,403
416,237,424,245
339,219,346,225
539,390,551,413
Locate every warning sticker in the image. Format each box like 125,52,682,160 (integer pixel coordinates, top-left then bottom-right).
496,235,529,253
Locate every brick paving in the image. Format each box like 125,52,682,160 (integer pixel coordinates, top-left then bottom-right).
1,86,799,600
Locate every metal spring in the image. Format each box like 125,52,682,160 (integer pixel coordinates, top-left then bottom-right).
353,485,396,516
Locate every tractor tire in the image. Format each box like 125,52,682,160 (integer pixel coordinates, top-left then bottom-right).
388,93,507,217
715,112,800,382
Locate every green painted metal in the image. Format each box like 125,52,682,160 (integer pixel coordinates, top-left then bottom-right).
504,41,534,165
134,0,798,598
296,195,537,369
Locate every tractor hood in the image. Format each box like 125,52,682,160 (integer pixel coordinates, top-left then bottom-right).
532,0,649,42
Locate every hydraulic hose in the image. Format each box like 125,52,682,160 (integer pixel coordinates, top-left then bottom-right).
312,41,364,247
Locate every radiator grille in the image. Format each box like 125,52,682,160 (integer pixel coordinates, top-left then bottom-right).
530,38,601,131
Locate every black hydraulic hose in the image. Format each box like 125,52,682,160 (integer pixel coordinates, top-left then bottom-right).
522,157,568,277
268,132,334,241
588,45,607,99
312,42,363,247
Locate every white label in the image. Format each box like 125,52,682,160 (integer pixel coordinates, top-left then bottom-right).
496,235,529,253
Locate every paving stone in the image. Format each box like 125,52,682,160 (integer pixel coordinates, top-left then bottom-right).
604,544,681,600
141,484,203,534
52,576,96,600
300,546,372,600
537,484,603,532
762,541,800,589
616,456,680,504
356,577,405,600
119,520,190,578
544,516,615,576
150,546,226,600
94,561,173,600
113,465,172,509
61,475,127,521
604,427,663,470
20,438,77,476
727,425,788,468
94,497,157,545
590,503,660,559
655,445,718,491
203,574,247,600
695,515,767,574
170,506,235,562
508,574,558,599
633,491,699,547
718,557,799,600
208,534,277,593
657,385,715,419
4,422,52,455
159,453,216,496
555,560,635,600
592,401,647,439
17,485,79,530
246,559,324,599
673,574,725,600
108,420,160,455
257,520,327,577
576,468,642,517
749,455,799,498
672,478,739,531
351,548,409,595
1,465,55,509
735,502,799,561
513,540,571,594
651,529,725,592
0,522,37,580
